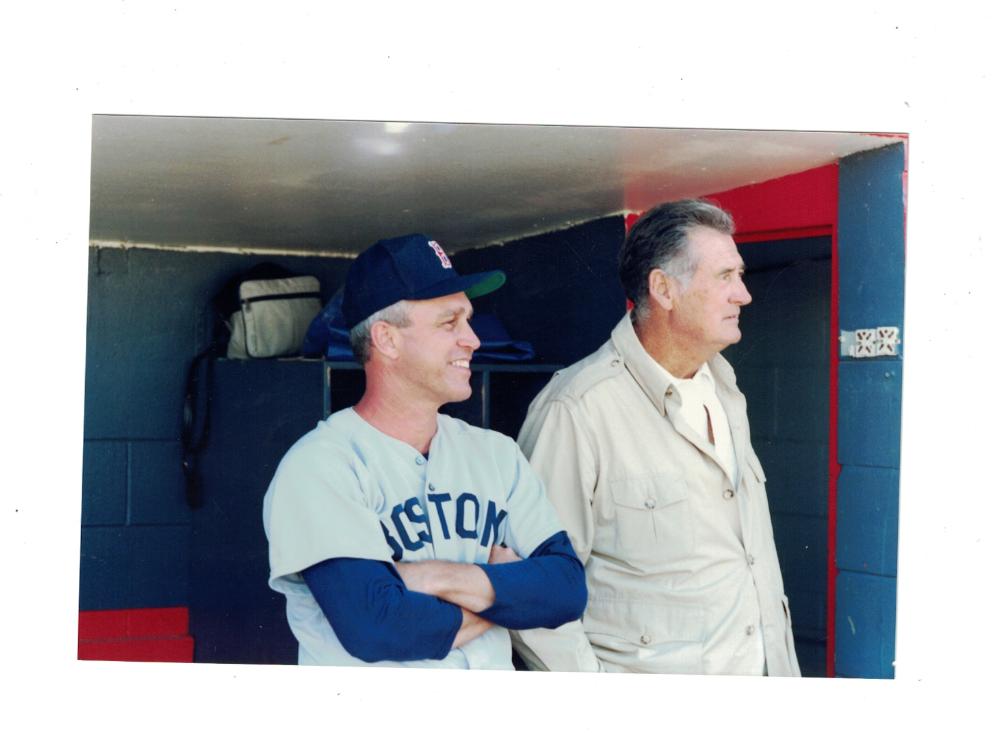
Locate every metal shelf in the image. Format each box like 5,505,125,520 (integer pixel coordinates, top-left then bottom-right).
323,361,562,429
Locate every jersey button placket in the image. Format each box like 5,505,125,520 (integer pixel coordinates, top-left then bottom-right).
416,456,437,559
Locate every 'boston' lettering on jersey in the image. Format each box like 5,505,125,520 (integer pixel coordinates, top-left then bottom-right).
380,491,508,561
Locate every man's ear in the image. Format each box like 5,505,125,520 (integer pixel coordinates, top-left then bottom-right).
369,320,401,361
648,268,676,311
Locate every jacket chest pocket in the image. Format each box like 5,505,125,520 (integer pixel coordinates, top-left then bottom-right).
742,451,773,531
607,473,695,567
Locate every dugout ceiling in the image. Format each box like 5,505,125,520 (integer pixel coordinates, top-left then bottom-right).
89,115,897,256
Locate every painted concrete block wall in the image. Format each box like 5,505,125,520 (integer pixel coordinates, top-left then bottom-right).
449,216,628,366
80,247,353,611
834,142,905,679
723,241,832,677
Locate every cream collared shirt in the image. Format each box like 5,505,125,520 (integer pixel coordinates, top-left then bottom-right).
654,360,739,489
512,312,800,676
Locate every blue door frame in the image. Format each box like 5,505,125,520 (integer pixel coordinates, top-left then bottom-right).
835,141,906,679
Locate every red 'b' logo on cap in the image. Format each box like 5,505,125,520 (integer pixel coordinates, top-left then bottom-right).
428,240,452,269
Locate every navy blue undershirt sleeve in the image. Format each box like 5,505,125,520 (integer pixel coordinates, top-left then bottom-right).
477,530,587,630
301,557,462,664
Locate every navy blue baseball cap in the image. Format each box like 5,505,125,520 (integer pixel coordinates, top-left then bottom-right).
341,233,506,329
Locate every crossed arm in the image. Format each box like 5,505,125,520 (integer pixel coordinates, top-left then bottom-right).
301,532,586,664
392,543,522,649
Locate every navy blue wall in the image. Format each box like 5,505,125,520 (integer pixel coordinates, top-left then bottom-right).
723,237,832,677
80,247,353,611
449,216,629,365
834,142,905,679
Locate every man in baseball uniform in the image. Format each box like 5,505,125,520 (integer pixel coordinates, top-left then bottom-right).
263,233,587,669
512,200,802,676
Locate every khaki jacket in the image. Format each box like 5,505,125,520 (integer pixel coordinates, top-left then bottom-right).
513,312,802,676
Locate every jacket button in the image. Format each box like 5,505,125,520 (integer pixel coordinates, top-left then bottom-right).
746,625,755,636
428,483,436,492
723,489,735,499
640,635,650,645
748,554,755,565
644,499,656,509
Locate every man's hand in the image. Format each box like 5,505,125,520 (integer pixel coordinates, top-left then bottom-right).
489,544,522,565
393,559,495,614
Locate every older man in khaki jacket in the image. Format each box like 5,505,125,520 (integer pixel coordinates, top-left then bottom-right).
513,199,801,676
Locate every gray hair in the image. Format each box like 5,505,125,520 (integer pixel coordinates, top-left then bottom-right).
349,300,412,365
618,198,735,323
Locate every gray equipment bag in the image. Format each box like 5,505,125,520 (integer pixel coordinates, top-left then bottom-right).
184,263,324,509
226,275,323,359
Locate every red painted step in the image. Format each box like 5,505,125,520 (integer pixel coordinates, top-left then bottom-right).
78,607,194,663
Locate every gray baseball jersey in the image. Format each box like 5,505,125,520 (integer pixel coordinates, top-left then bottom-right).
263,407,565,668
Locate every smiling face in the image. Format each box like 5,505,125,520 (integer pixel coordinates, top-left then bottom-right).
668,226,752,360
393,291,480,408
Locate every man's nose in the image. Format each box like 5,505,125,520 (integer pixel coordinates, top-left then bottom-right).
734,279,753,306
460,321,481,351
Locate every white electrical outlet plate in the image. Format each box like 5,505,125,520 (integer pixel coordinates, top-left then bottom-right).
855,328,878,357
876,326,901,356
839,327,901,357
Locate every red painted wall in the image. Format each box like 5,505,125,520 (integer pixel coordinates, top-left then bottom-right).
707,164,838,239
